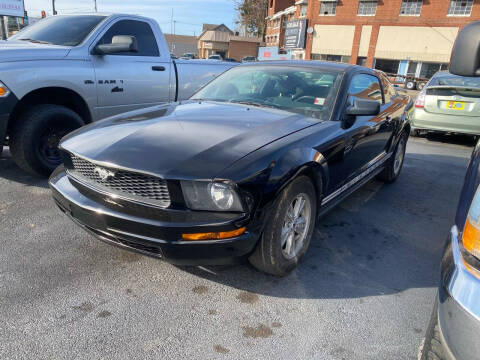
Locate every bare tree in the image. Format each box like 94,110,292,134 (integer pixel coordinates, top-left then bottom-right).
235,0,268,38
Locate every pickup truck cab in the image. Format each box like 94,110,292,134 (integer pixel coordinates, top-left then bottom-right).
0,14,235,176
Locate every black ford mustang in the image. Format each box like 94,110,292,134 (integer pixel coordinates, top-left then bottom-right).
49,61,411,276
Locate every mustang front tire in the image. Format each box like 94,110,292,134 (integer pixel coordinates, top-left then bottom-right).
249,176,317,276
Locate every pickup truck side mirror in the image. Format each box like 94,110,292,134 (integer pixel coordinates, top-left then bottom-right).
346,99,381,116
450,21,480,77
94,35,138,55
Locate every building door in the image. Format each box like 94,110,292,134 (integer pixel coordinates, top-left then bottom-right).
407,61,418,77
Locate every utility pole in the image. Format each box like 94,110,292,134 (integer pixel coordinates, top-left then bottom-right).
52,0,57,15
94,0,98,12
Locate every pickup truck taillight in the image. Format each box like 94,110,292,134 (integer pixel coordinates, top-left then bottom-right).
414,92,425,108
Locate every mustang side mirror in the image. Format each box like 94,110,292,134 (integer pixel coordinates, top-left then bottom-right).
346,99,380,116
450,21,480,77
94,35,138,55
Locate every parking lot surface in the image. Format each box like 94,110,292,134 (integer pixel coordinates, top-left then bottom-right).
0,135,474,360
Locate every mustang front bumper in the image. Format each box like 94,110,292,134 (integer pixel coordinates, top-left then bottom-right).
437,225,480,359
49,167,259,265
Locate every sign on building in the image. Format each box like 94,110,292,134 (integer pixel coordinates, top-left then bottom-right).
0,0,24,17
284,19,307,49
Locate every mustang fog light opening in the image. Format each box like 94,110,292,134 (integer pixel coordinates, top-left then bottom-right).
182,227,246,241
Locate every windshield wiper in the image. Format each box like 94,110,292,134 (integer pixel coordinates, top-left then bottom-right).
19,38,53,45
228,100,279,109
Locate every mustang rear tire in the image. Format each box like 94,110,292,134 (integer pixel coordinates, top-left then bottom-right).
249,176,317,276
377,132,407,183
10,104,84,177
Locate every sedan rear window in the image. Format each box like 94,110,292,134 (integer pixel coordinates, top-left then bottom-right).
191,66,341,120
429,73,480,89
9,15,106,46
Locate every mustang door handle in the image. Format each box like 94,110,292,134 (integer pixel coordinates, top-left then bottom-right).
152,66,166,71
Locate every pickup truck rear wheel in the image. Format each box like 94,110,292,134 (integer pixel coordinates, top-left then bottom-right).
249,176,317,276
10,104,84,176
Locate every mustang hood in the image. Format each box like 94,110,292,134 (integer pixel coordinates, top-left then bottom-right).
60,101,318,179
0,40,70,62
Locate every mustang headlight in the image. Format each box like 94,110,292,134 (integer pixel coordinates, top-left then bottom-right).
0,81,10,97
181,181,244,212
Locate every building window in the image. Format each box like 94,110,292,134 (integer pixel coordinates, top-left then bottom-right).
300,4,308,17
319,1,337,16
447,0,473,16
375,59,400,74
400,0,422,16
357,0,377,16
311,54,350,63
356,57,367,66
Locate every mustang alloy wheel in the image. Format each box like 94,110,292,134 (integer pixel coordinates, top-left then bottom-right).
377,132,408,183
281,193,312,260
249,176,317,276
393,136,406,176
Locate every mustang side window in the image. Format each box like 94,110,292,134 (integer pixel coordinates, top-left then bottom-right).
97,20,159,56
348,74,383,104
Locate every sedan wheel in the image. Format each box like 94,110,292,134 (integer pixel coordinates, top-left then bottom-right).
249,176,317,276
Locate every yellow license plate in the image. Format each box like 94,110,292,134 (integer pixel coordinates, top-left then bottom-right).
446,101,465,110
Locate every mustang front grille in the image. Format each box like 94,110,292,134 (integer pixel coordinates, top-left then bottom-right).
67,154,171,208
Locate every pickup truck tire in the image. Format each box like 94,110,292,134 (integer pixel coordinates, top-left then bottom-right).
10,104,84,176
249,176,317,276
377,132,407,183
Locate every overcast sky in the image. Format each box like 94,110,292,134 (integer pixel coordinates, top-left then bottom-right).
23,0,237,36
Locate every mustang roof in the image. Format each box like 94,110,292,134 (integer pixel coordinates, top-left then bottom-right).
239,60,363,73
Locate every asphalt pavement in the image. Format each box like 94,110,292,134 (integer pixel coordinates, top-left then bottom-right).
0,134,474,360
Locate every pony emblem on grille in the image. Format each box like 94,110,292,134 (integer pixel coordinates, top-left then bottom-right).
94,167,116,181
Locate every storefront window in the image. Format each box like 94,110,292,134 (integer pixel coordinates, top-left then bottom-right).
311,54,350,63
419,62,441,79
374,59,400,74
356,57,367,66
407,61,418,76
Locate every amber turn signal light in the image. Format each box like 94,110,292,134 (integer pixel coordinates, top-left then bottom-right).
463,218,480,259
0,87,7,97
182,227,246,241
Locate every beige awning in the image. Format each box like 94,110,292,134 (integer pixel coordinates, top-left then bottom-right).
375,26,458,62
311,25,355,56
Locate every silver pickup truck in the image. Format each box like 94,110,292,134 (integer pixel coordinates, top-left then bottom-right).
0,14,235,176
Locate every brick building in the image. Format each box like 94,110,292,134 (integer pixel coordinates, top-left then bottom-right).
265,0,480,78
265,0,308,59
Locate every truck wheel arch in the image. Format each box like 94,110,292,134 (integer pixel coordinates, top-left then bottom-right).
8,87,92,135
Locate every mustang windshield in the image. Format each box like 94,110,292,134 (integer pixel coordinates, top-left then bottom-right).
191,66,341,119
